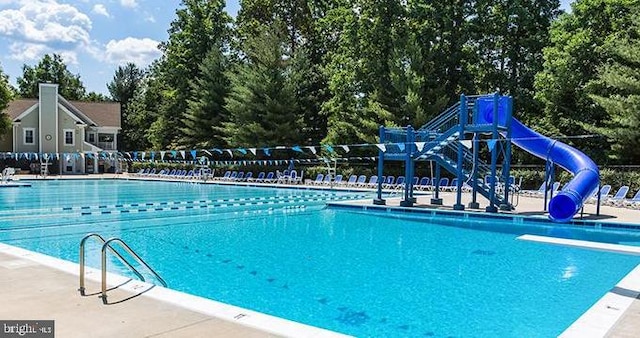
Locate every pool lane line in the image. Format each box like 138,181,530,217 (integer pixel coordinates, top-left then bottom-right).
75,194,369,217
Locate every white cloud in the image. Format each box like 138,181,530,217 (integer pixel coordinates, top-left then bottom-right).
8,42,48,61
144,13,156,23
8,41,78,65
0,0,92,45
104,37,161,66
120,0,138,9
92,4,110,18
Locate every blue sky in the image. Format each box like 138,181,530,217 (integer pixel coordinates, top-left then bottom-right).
0,0,572,97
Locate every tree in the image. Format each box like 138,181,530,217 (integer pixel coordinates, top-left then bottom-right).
178,48,228,148
16,54,86,100
108,63,145,151
223,28,303,147
534,0,638,163
123,72,165,151
0,64,13,137
107,63,144,111
153,0,232,148
588,12,640,163
83,92,111,102
471,0,559,125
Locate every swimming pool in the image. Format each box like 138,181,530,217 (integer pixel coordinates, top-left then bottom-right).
1,179,640,337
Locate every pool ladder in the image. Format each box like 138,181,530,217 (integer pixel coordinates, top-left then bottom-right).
79,233,167,303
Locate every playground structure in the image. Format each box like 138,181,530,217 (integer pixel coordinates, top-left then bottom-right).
375,93,600,222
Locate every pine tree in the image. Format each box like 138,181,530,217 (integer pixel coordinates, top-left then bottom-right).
534,0,637,162
223,28,303,147
588,13,640,163
179,48,229,148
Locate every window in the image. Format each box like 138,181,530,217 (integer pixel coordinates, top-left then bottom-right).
63,129,74,146
87,133,95,143
23,128,35,145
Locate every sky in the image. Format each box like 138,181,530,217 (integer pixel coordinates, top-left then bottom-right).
0,0,573,97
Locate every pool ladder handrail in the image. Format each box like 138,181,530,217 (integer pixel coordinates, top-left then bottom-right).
79,233,167,300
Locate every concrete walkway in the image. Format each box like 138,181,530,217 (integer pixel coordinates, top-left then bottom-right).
0,250,282,338
2,174,640,337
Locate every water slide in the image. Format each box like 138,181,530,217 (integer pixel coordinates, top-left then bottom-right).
476,97,599,222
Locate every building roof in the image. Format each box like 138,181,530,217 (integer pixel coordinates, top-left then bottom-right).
3,99,37,120
3,98,121,128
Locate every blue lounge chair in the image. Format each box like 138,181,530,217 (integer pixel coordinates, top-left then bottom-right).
346,175,358,186
333,175,343,185
322,174,333,185
355,175,367,187
217,171,231,180
251,172,265,182
264,172,275,183
243,172,253,181
443,178,458,191
393,176,405,189
437,178,449,191
383,176,395,189
605,185,629,206
416,177,430,191
623,189,640,208
311,173,324,185
366,175,378,188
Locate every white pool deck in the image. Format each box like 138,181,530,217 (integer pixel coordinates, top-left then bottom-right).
2,173,640,337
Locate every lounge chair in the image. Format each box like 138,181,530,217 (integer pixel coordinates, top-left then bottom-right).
416,177,430,191
382,176,395,189
217,171,231,180
333,175,343,185
243,172,253,182
365,175,378,188
355,175,367,187
443,178,458,192
247,172,260,182
321,174,333,186
310,173,324,185
588,184,611,203
393,176,406,190
289,170,304,184
345,175,358,186
227,171,238,181
235,172,245,181
288,170,298,184
436,178,449,191
605,185,629,206
264,172,276,183
623,189,640,208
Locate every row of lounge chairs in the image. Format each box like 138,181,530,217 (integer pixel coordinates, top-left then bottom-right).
306,174,480,192
215,170,304,185
131,167,212,180
523,181,640,209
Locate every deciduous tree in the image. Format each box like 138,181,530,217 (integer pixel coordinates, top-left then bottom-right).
16,54,86,100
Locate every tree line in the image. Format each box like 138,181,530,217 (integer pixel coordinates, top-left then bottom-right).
0,0,638,165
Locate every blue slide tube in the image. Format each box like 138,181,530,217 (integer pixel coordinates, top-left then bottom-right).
477,97,599,222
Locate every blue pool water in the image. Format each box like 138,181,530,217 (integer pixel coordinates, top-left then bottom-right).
1,179,640,337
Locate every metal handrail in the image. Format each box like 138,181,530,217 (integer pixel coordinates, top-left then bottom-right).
79,233,145,295
101,237,167,301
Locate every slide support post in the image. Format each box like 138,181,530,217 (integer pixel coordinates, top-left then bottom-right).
454,94,467,210
374,126,386,205
486,93,499,213
500,96,513,211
